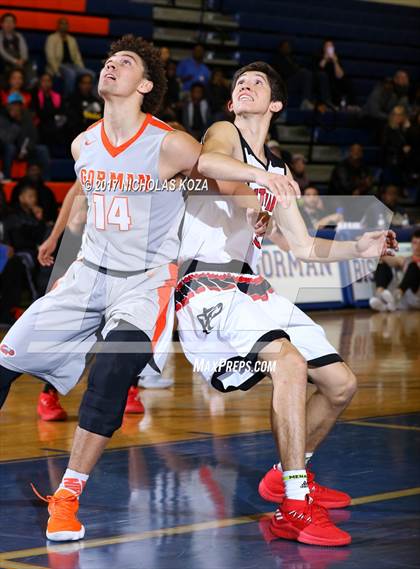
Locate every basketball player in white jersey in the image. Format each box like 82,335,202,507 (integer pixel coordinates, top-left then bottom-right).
176,62,397,546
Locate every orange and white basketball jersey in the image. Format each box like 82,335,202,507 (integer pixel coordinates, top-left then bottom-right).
179,126,286,272
75,114,185,271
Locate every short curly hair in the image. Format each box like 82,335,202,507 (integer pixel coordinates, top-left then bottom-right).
107,35,167,115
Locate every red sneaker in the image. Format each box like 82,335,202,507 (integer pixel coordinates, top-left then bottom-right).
258,465,351,509
124,386,145,414
270,495,351,546
37,391,67,422
307,468,351,509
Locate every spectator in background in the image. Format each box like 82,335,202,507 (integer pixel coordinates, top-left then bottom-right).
45,18,95,95
329,144,374,195
160,46,171,68
378,184,406,226
406,110,420,187
0,93,51,180
0,68,31,107
266,139,292,163
299,186,343,230
0,184,27,325
177,44,210,93
315,40,354,108
272,40,313,110
12,163,58,223
290,153,309,192
208,68,230,120
65,73,103,141
182,82,210,140
381,105,410,186
31,72,66,156
6,183,47,301
161,60,181,121
369,229,420,312
364,71,410,130
0,13,34,86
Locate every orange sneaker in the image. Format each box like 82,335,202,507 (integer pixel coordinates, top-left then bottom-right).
124,386,145,414
32,485,85,541
37,391,67,422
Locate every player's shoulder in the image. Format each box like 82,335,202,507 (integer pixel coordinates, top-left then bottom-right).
147,115,174,133
71,121,102,160
206,120,237,138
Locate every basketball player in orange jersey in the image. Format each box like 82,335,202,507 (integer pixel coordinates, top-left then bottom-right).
0,41,298,541
176,61,397,546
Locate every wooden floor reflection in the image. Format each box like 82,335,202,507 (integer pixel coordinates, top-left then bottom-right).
1,309,419,461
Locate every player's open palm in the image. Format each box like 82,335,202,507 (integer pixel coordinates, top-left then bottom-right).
356,230,398,258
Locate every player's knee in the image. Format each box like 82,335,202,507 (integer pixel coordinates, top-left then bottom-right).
79,323,153,437
269,341,308,383
330,368,357,408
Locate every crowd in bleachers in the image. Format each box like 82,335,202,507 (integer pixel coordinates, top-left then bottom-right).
0,10,419,324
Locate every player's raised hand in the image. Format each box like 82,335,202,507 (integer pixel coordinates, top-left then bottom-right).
355,230,399,258
254,170,300,208
38,235,58,266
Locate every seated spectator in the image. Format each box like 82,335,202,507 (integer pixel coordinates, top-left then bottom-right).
0,93,51,180
266,139,292,163
160,46,171,68
0,12,34,86
290,153,309,192
363,71,411,135
378,184,406,226
381,105,410,186
369,229,420,312
272,40,313,109
177,44,211,93
12,163,58,223
31,72,66,155
45,18,95,96
207,68,231,119
314,40,354,108
5,183,47,302
299,186,343,230
329,144,374,195
65,73,103,140
0,68,31,107
181,82,210,140
160,60,181,121
406,110,420,187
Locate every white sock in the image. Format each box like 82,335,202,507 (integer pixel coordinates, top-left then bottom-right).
283,469,309,501
58,468,89,496
277,453,313,472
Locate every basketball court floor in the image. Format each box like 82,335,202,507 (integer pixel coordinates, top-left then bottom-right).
1,309,419,569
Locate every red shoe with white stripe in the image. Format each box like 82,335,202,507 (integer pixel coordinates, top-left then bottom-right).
124,386,145,414
258,465,351,509
270,495,351,546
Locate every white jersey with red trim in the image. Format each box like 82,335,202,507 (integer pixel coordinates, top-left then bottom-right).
179,127,286,272
75,114,185,271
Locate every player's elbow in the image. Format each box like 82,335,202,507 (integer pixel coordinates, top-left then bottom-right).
197,153,215,177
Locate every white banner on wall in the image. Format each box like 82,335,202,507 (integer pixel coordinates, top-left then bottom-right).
256,244,343,304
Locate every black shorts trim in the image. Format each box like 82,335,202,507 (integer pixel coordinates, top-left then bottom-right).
308,353,343,368
179,259,254,279
210,329,290,393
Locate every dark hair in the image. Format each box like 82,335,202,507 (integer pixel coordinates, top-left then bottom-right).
107,35,167,115
412,229,420,240
190,82,205,92
1,13,16,24
231,61,287,113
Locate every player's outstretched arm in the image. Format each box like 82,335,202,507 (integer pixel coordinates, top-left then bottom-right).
159,129,261,211
273,167,398,262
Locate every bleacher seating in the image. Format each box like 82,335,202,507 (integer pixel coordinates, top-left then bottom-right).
1,0,419,201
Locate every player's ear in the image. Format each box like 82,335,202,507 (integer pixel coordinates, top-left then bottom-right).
227,99,234,112
269,101,283,114
137,79,153,95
